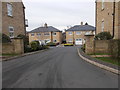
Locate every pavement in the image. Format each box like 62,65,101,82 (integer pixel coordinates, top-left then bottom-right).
2,46,118,88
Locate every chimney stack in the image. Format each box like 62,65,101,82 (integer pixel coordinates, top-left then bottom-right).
44,23,48,28
81,22,83,25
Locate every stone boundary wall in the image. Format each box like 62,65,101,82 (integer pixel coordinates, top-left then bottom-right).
1,38,24,54
85,36,119,55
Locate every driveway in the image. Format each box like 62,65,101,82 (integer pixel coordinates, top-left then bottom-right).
2,46,118,88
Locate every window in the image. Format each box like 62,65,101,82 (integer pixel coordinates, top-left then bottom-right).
101,20,104,32
76,39,82,41
7,3,13,16
53,32,56,36
68,39,73,42
53,40,57,43
8,26,14,38
44,32,50,36
76,32,81,35
31,33,34,36
37,33,41,36
68,32,72,35
85,31,91,35
102,0,105,10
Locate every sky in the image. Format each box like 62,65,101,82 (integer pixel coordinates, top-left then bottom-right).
23,0,96,31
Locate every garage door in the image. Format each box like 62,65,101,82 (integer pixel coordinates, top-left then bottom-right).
75,39,82,45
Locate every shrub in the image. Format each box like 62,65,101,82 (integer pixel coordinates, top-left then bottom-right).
47,42,56,46
81,44,85,52
94,32,112,40
42,45,49,49
24,45,33,53
0,33,11,43
30,41,40,51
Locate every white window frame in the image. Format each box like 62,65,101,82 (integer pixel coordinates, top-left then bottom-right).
76,32,81,35
36,33,41,36
68,39,73,42
68,32,73,35
102,0,105,10
44,32,50,36
53,32,57,36
7,3,13,17
76,38,82,41
101,20,104,32
8,26,14,38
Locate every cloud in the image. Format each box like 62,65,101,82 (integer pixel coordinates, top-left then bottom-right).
23,0,95,31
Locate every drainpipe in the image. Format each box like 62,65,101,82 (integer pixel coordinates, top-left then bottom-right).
51,31,53,42
95,0,97,35
73,31,75,45
112,0,115,39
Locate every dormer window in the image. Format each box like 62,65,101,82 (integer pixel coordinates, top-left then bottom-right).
7,3,13,17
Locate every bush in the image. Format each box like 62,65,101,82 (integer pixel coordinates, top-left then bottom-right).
47,42,56,46
30,41,40,51
24,46,33,53
41,45,49,49
0,33,11,43
81,44,85,52
94,32,112,40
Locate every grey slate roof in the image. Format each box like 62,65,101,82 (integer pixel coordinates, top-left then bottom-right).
29,26,61,33
66,25,96,31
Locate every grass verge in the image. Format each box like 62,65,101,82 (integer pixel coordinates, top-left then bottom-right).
95,57,120,66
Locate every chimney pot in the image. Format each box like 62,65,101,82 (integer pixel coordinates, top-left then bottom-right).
81,22,83,25
44,23,48,28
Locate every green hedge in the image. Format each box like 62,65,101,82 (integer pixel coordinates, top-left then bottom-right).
94,32,112,40
30,41,40,51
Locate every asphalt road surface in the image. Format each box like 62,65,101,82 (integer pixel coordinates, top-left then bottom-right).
2,46,118,88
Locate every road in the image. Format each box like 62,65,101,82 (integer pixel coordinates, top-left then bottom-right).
2,46,118,88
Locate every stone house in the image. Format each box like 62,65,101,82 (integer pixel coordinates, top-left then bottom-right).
28,23,62,44
96,0,120,39
2,1,28,38
66,22,95,45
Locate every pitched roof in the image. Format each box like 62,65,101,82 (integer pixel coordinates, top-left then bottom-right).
29,26,61,33
66,25,96,31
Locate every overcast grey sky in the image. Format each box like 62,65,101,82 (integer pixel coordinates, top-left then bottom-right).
23,0,96,31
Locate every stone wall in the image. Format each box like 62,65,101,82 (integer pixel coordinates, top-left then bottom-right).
85,38,119,55
2,38,24,54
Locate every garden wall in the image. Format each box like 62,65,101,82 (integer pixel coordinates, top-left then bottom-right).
1,38,24,54
85,37,119,58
